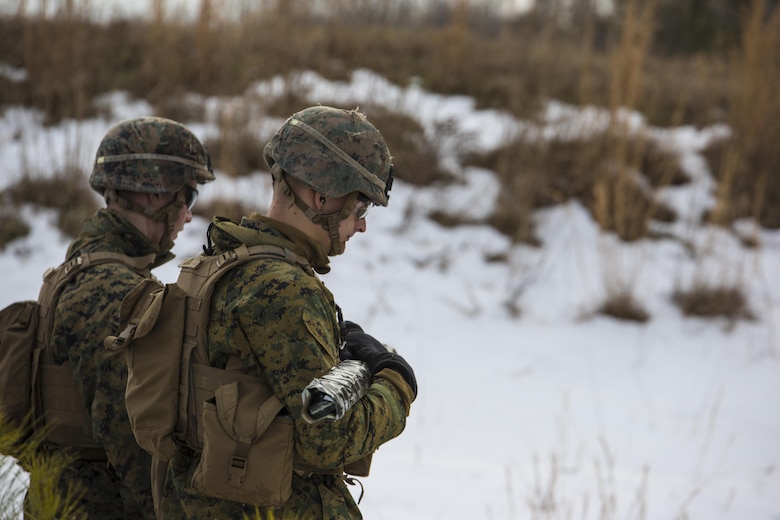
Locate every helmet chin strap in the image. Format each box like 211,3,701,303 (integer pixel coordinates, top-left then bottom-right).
106,189,184,250
302,192,358,256
270,167,357,256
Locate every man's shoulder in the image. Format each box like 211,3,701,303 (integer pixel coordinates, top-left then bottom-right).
58,255,147,305
228,253,316,285
76,257,145,282
214,256,322,308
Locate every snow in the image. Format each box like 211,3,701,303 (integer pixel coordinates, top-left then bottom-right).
1,69,778,519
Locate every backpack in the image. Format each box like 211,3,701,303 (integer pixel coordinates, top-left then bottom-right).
107,243,315,508
0,251,155,457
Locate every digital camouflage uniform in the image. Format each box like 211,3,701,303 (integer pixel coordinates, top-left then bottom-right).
48,209,172,519
163,215,414,520
32,116,214,519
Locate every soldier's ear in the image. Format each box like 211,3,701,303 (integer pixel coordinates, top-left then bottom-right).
314,192,327,211
145,192,162,208
146,191,175,210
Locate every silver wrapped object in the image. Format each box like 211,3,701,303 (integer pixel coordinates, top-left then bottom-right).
301,360,371,424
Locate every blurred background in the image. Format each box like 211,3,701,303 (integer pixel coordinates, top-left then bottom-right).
2,2,780,518
1,1,778,313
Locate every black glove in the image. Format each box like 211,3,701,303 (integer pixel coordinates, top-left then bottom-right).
341,331,418,397
343,320,364,336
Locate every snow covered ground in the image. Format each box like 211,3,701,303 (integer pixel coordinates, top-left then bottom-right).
1,70,778,519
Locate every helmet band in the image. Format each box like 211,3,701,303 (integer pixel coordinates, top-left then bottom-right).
96,152,211,173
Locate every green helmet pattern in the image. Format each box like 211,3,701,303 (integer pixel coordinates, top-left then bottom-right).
89,116,214,196
263,106,393,206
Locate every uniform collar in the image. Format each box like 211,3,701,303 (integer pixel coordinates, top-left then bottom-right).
209,214,331,274
65,208,174,269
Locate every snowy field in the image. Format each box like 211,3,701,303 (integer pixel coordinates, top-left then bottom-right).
1,70,779,519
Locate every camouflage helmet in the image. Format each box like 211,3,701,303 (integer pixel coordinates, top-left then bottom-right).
263,106,393,206
89,116,214,195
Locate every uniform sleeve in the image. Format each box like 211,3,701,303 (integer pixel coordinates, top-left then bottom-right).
213,261,409,471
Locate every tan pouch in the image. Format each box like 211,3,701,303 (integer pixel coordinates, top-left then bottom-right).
0,301,37,426
345,453,373,477
117,280,185,461
192,380,294,507
39,363,102,452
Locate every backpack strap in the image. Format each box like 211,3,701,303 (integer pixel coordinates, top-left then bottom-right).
33,251,156,456
176,243,312,449
37,251,157,350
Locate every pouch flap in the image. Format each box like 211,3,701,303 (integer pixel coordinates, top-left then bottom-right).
116,278,165,338
134,284,178,340
215,381,284,442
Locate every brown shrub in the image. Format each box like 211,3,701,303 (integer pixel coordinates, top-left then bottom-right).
153,93,208,124
0,211,31,250
673,286,753,321
6,167,99,238
704,134,780,229
192,198,258,224
704,4,780,230
264,93,314,120
467,131,681,244
598,293,650,323
203,132,267,178
362,108,454,187
0,1,735,129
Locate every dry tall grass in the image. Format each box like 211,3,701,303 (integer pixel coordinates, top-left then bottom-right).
0,0,777,322
0,414,86,519
0,0,743,126
671,0,777,323
706,0,780,229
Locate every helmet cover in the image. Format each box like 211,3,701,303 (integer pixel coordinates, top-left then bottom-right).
263,106,393,206
90,116,214,195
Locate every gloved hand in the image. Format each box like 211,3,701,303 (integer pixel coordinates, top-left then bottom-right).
343,320,364,336
341,330,418,398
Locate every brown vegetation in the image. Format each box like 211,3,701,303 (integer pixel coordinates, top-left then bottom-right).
466,130,683,243
598,292,650,323
673,285,754,322
0,0,776,323
192,198,257,224
704,3,780,230
5,167,99,238
1,415,85,519
0,212,30,250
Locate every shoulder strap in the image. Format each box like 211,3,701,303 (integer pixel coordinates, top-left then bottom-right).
35,251,156,365
31,251,157,447
176,244,312,449
177,244,312,365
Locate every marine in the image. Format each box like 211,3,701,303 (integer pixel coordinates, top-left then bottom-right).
41,117,214,519
163,106,417,519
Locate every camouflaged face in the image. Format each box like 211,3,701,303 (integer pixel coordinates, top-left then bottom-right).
89,116,214,195
263,106,394,206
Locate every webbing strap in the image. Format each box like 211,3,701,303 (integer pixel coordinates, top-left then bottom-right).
38,252,156,361
35,251,156,456
96,152,211,173
178,244,313,451
212,244,311,275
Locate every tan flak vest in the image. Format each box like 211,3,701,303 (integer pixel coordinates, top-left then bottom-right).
109,245,310,457
0,251,155,459
107,243,370,514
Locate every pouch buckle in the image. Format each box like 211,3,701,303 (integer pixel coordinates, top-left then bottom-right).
228,456,247,485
